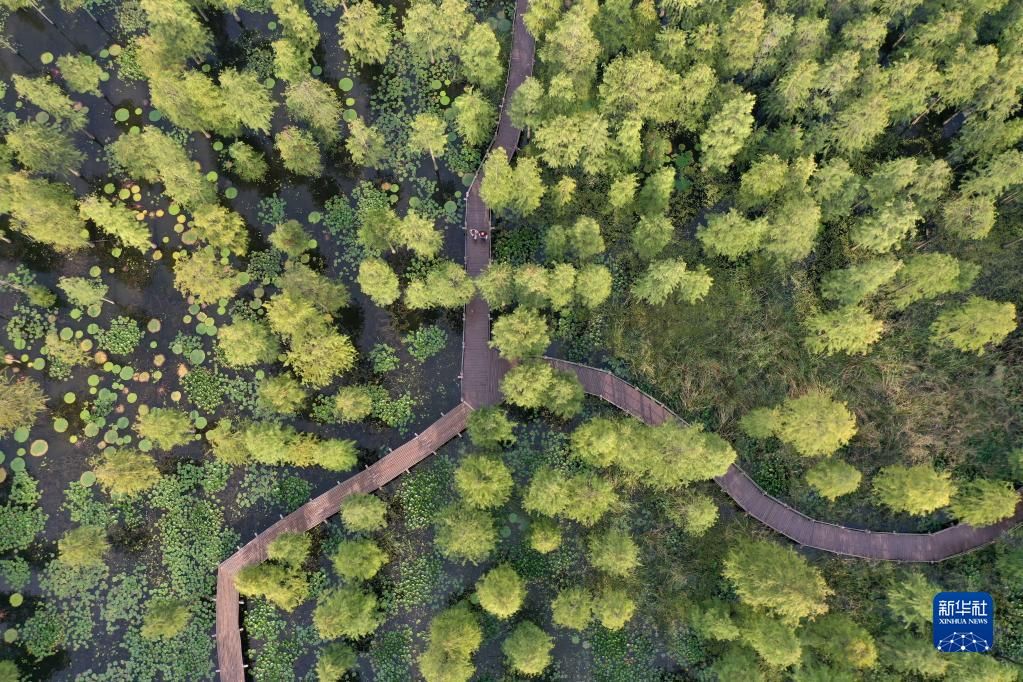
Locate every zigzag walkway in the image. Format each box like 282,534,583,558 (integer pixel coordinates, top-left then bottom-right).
213,0,1022,675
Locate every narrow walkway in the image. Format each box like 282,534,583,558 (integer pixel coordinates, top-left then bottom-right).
546,358,1023,562
214,0,1022,675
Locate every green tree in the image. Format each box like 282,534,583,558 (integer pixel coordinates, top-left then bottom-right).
398,210,442,257
723,539,832,624
268,532,311,568
801,613,878,671
58,525,109,568
332,538,388,581
93,448,161,498
466,406,517,448
632,258,713,305
887,572,939,630
257,374,308,416
340,492,388,533
551,585,593,630
821,258,902,305
134,407,194,450
546,216,605,262
476,564,525,618
594,585,637,630
313,585,383,639
490,307,550,360
309,439,359,472
173,248,242,302
334,385,375,423
529,517,562,553
11,75,87,131
739,610,802,669
2,172,88,251
942,194,997,240
451,89,495,147
874,464,955,515
930,297,1017,354
883,632,948,677
700,92,756,173
575,264,612,308
78,195,151,251
276,127,323,176
740,392,857,457
218,68,276,135
887,253,970,310
315,642,357,681
805,459,861,501
950,479,1020,527
698,210,768,261
405,260,475,309
459,24,502,89
500,360,583,419
227,141,269,182
110,127,215,209
339,1,391,66
850,202,921,253
235,561,309,611
419,603,481,682
434,503,496,564
719,0,766,76
454,454,513,509
58,276,109,309
191,203,248,256
502,621,553,676
587,527,639,577
804,305,885,356
403,0,472,63
285,78,343,144
141,599,191,640
599,52,685,124
6,120,84,176
408,112,447,171
357,257,400,306
56,54,104,95
0,373,46,436
346,117,388,169
270,219,313,258
678,493,719,536
626,213,675,261
218,319,280,367
480,149,545,217
286,330,358,388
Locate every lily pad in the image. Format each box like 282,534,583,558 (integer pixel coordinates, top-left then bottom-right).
339,77,354,92
29,440,48,457
9,593,23,607
114,108,130,122
13,426,29,443
80,470,97,486
10,457,25,472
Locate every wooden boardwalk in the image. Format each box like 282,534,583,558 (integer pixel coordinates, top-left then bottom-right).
214,0,1022,675
546,358,1023,563
460,0,533,407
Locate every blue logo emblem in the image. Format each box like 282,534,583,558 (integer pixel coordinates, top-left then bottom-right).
933,592,994,653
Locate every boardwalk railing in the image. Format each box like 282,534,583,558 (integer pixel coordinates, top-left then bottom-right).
545,357,1023,563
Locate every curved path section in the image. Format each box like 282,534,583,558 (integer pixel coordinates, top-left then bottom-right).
546,358,1023,562
214,0,1021,676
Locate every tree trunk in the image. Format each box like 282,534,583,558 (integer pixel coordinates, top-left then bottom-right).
31,0,54,24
